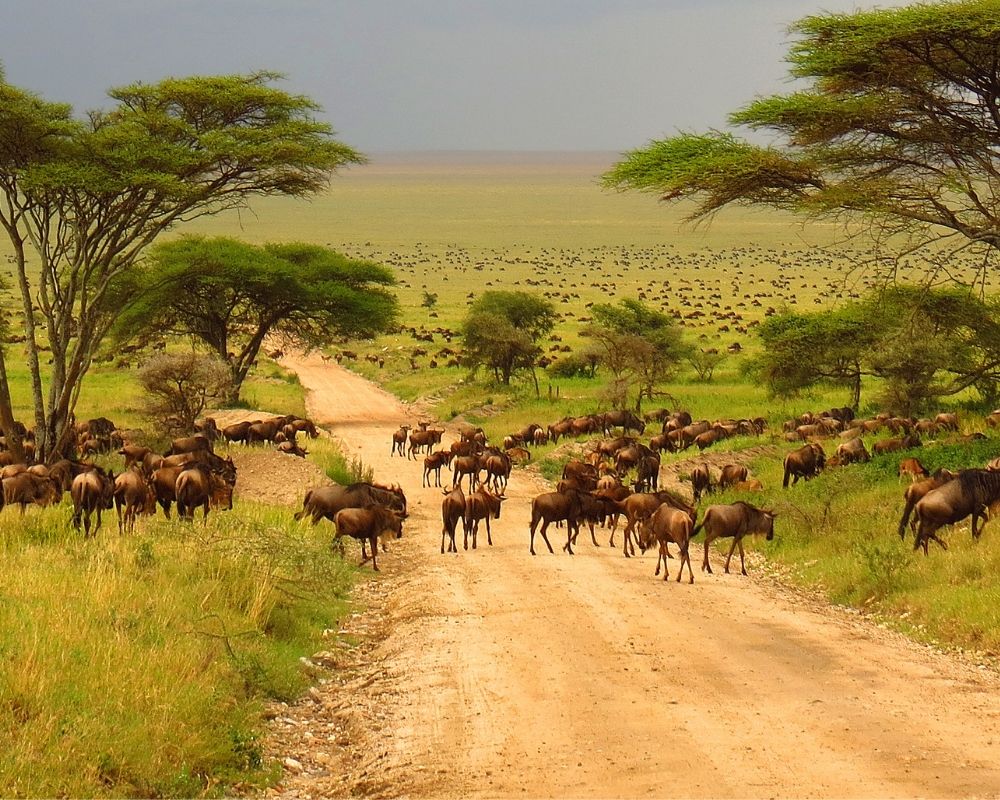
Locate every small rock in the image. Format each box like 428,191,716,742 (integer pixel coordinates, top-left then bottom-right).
283,757,304,774
308,687,323,703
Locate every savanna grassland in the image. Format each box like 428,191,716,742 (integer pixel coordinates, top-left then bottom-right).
185,151,1000,656
2,152,1000,796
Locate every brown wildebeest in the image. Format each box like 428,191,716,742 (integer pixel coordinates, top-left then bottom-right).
872,434,921,456
505,446,531,464
602,409,645,435
247,419,282,445
547,419,573,443
569,491,621,548
195,416,221,441
71,467,116,537
483,452,512,493
718,464,748,489
167,434,213,456
2,472,57,513
119,445,151,468
423,450,452,488
694,430,722,451
690,464,712,502
782,443,825,487
532,428,549,446
934,412,959,431
176,464,234,521
294,483,407,525
562,459,599,485
290,418,319,438
898,457,929,482
152,464,185,518
529,489,583,555
223,421,252,445
695,501,776,576
594,484,632,545
113,468,157,533
451,455,481,491
333,506,404,571
615,490,695,557
912,469,1000,554
408,428,443,459
464,487,506,549
391,425,411,457
732,479,764,492
836,437,871,465
898,468,957,539
277,441,308,458
637,503,696,583
441,485,466,554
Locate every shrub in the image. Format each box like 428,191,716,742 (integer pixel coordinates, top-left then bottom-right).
138,352,231,435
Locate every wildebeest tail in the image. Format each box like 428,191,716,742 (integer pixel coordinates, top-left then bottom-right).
293,490,312,521
782,466,790,489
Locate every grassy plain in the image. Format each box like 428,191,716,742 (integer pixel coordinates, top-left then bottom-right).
188,151,1000,658
1,152,1000,793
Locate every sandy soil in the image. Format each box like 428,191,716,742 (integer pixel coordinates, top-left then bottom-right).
265,351,1000,799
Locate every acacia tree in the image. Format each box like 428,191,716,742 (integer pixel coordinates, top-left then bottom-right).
0,70,363,462
462,291,556,386
603,2,1000,280
116,237,398,401
751,286,1000,413
584,299,689,412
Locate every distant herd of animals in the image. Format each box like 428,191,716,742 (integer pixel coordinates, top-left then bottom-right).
3,400,1000,579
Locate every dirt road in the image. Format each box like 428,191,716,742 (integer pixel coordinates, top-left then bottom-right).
273,351,1000,799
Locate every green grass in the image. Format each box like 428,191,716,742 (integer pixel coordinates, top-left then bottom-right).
0,501,356,797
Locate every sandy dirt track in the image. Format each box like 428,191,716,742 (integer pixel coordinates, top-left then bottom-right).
270,351,1000,799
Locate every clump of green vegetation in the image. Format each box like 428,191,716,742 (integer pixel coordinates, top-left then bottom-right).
0,501,354,797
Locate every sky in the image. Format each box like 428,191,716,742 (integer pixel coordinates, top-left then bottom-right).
0,0,913,153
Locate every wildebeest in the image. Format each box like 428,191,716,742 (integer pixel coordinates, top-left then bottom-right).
912,469,1000,554
898,457,929,482
637,503,696,583
464,487,505,549
408,427,443,459
118,445,152,469
529,490,582,555
176,464,233,522
276,441,308,458
934,412,959,431
602,409,645,436
897,468,957,539
71,467,116,537
113,468,157,533
718,464,748,489
391,425,411,457
690,464,712,502
782,443,825,488
423,450,452,488
2,471,57,513
483,452,512,493
695,501,776,575
333,506,403,570
835,437,870,465
441,485,466,554
872,434,921,456
294,482,407,525
451,454,481,491
223,421,252,445
614,490,695,557
167,434,213,456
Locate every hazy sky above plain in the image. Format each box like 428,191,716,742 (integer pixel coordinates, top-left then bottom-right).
1,0,912,152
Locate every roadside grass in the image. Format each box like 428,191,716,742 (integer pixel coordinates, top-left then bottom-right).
0,500,355,797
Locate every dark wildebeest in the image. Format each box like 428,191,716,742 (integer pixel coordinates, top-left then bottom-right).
408,428,443,459
223,421,252,445
451,455,481,491
872,434,921,456
835,437,871,465
483,452,512,493
276,441,308,458
897,468,957,539
195,416,221,442
637,503,696,583
782,443,825,488
690,464,712,502
934,412,959,431
602,409,645,436
175,464,234,522
333,506,404,571
441,485,466,554
718,464,748,490
464,487,506,549
71,467,116,537
118,445,152,469
529,489,583,555
2,472,57,513
615,490,695,557
633,454,660,493
912,469,1000,555
594,484,632,546
391,425,411,457
113,468,157,533
423,450,452,488
294,483,407,525
695,501,776,576
290,418,319,438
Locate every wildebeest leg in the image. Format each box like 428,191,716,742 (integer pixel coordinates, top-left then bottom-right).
972,509,985,540
702,535,715,574
369,535,379,571
588,521,599,547
464,517,470,551
563,522,575,555
680,542,694,584
737,538,748,576
723,535,741,574
202,500,210,524
441,525,447,554
659,541,670,581
471,519,478,550
159,499,171,520
485,516,493,546
539,519,555,554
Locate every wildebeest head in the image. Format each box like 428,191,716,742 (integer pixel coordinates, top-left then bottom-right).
762,510,777,540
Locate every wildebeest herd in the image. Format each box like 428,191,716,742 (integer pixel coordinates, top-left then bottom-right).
4,399,999,580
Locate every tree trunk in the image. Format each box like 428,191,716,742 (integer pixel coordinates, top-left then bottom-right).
0,349,25,464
